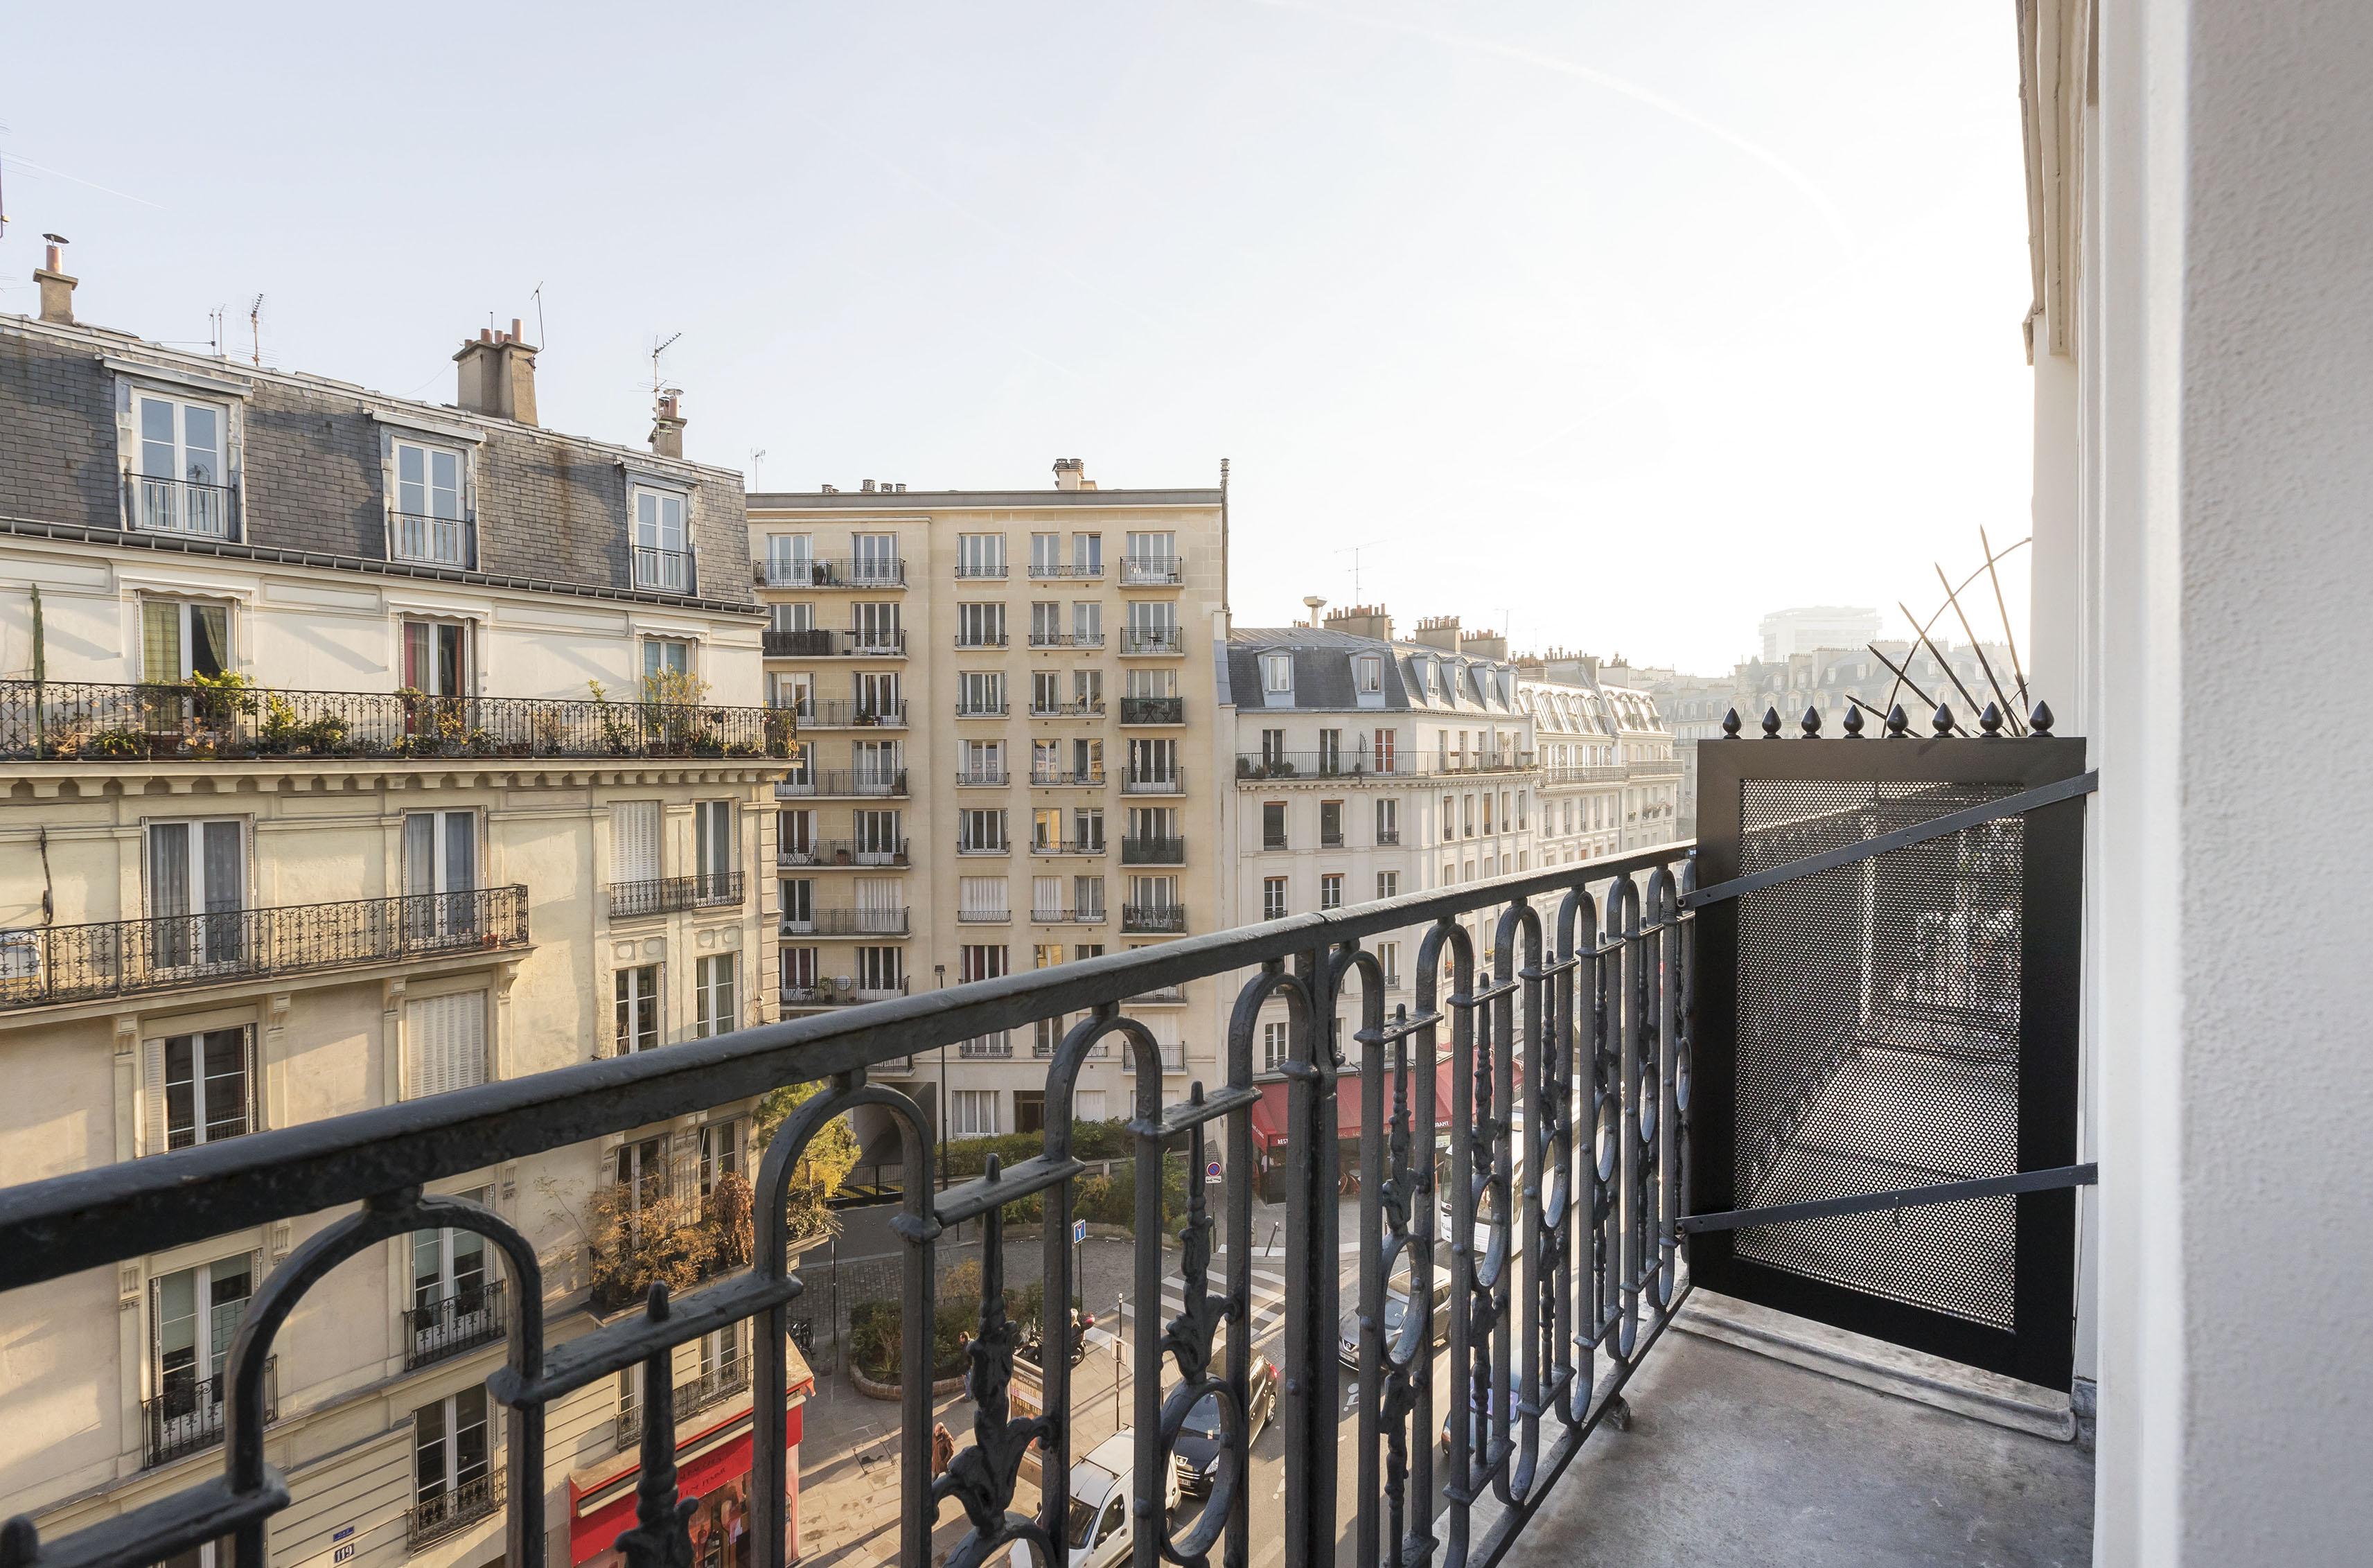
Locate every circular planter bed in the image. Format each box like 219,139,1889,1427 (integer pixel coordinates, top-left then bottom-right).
847,1358,967,1402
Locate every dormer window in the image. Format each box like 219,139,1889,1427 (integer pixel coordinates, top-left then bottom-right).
393,440,470,566
632,485,692,592
1355,656,1382,695
132,392,233,539
1262,653,1293,694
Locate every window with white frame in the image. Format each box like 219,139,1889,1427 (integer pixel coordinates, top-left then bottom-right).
152,1253,256,1408
961,944,1008,983
406,991,490,1098
694,953,736,1039
615,964,661,1054
146,817,245,969
1355,656,1383,695
694,800,736,899
131,391,231,538
852,533,899,583
414,1386,493,1515
855,946,903,992
1376,797,1400,843
960,808,1007,853
956,534,1007,578
1320,873,1343,911
699,1119,743,1195
1378,942,1401,989
956,603,1007,646
1376,870,1400,900
411,1195,491,1319
145,1025,255,1153
766,533,815,583
1262,653,1292,693
141,598,232,682
1262,1021,1289,1073
950,1089,1000,1136
403,810,479,941
400,618,471,696
960,671,1007,714
1263,877,1289,920
643,637,692,683
632,485,691,591
392,440,469,565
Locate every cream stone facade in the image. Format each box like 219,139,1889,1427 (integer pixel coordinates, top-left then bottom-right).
745,465,1226,1155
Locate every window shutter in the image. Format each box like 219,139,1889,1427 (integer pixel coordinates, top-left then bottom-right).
612,802,660,885
407,993,488,1099
143,1035,166,1156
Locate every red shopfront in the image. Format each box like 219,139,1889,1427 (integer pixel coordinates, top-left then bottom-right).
567,1396,806,1568
1247,1057,1468,1195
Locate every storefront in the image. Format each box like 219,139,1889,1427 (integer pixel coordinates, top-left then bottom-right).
565,1359,812,1568
1247,1057,1467,1199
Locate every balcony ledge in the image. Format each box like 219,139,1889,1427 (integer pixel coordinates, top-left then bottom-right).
0,937,534,1029
1,758,787,797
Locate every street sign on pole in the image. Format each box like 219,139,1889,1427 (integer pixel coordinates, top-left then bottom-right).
1073,1219,1086,1245
1206,1159,1222,1185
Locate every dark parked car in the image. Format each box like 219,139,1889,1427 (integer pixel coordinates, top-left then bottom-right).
1338,1277,1452,1368
1170,1353,1278,1497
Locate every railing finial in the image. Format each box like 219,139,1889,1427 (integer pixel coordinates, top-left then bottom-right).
1885,703,1909,737
1842,703,1865,738
1932,703,1955,737
1720,707,1741,738
1799,705,1821,738
1979,703,2003,737
2029,700,2055,735
1760,706,1782,739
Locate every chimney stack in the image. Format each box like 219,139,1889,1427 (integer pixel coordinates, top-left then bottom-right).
1458,627,1508,661
1323,603,1395,642
1052,457,1094,491
453,321,540,425
1413,614,1462,653
649,389,687,459
35,234,76,325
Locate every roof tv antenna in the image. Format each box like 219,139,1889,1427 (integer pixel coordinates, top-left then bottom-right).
1336,539,1384,599
750,448,767,486
651,331,682,397
248,294,264,367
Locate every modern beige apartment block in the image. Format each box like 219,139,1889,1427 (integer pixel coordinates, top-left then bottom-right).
0,274,805,1568
746,461,1226,1152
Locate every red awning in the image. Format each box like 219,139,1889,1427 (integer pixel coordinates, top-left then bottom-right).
1253,1060,1463,1149
569,1402,803,1565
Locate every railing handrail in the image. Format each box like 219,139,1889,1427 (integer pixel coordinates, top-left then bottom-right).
608,872,746,918
1235,749,1537,779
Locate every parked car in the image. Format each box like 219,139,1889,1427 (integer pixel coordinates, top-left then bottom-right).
1337,1276,1452,1367
1170,1353,1279,1496
1439,1347,1529,1459
1014,1431,1183,1568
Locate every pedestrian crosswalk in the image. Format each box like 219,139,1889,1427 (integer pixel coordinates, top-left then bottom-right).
1081,1260,1306,1352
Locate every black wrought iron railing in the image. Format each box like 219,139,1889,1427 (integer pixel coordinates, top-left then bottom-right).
631,545,695,594
142,1359,276,1468
405,1279,508,1370
407,1469,505,1548
608,872,745,919
773,769,908,798
788,700,908,729
955,836,1009,856
757,558,907,588
955,908,1012,924
1028,907,1108,924
1027,631,1104,649
1121,835,1185,865
1542,764,1630,784
0,680,798,764
1120,555,1183,585
1027,561,1105,579
390,511,477,567
956,700,1010,717
1120,766,1186,793
782,909,910,937
129,475,238,540
779,977,910,1007
777,840,908,868
0,888,529,1011
955,768,1010,787
1029,699,1104,718
1028,838,1102,856
1118,627,1185,655
1120,902,1188,933
1028,766,1105,786
762,628,907,658
1235,750,1537,780
615,1357,753,1447
0,843,1695,1568
1118,696,1185,725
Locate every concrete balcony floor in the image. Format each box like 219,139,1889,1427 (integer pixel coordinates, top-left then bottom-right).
1496,1317,2094,1568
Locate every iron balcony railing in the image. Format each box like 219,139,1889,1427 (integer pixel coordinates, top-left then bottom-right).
1027,561,1105,580
632,545,695,594
1377,827,1404,845
953,562,1009,580
1030,907,1108,924
0,680,800,764
958,1035,1014,1058
1235,750,1538,780
1030,699,1105,719
143,1359,276,1468
788,700,908,730
616,1357,753,1447
781,909,910,937
955,700,1010,718
757,558,907,589
1628,759,1684,779
779,978,909,1008
129,475,238,540
953,632,1010,649
405,1280,508,1370
1542,764,1630,784
1118,628,1185,655
773,770,908,799
955,836,1009,856
955,768,1010,787
762,628,907,658
1122,1041,1188,1074
1027,631,1105,649
1033,1037,1112,1059
1029,838,1103,856
1121,836,1185,865
955,908,1011,924
777,840,908,868
1121,903,1187,933
1029,766,1106,787
1118,696,1185,725
391,511,477,568
407,1469,505,1549
0,840,1695,1568
1121,767,1186,794
1120,555,1183,585
608,872,745,919
1129,982,1188,1003
0,887,530,1011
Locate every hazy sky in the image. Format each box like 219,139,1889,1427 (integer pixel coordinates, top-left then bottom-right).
3,2,2033,674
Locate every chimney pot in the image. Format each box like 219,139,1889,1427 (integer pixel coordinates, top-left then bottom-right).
455,322,540,425
33,236,77,326
511,318,523,340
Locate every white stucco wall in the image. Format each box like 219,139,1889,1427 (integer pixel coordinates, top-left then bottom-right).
2046,1,2373,1560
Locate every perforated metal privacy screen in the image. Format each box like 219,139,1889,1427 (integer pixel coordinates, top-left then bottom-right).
1733,779,2024,1328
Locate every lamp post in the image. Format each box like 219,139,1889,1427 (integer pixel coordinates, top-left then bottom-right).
935,964,949,1195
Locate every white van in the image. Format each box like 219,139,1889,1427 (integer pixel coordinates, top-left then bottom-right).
1011,1430,1185,1568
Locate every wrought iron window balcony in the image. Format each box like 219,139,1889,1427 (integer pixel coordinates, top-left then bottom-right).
955,768,1010,787
955,908,1011,924
956,701,1010,718
1121,903,1187,933
390,511,476,568
953,563,1009,580
143,1359,276,1468
1120,556,1183,585
1122,836,1185,865
1030,699,1105,718
129,475,238,540
405,1279,507,1370
777,839,908,868
0,887,530,1012
1235,750,1536,781
1029,766,1106,786
408,1469,506,1549
1128,983,1187,1003
774,769,908,799
957,1036,1013,1058
1262,834,1290,852
1030,838,1103,857
780,978,909,1007
1320,831,1345,848
762,628,907,659
1628,759,1684,779
791,700,908,730
1033,1037,1112,1059
1027,561,1106,580
1118,628,1185,655
1121,768,1186,795
631,545,696,594
616,1358,752,1447
782,908,910,937
1377,827,1403,845
1542,764,1630,784
757,558,907,589
1122,1041,1188,1074
608,872,744,919
1118,696,1185,725
1030,907,1107,924
0,680,799,764
955,838,1011,856
1027,631,1104,649
953,633,1010,649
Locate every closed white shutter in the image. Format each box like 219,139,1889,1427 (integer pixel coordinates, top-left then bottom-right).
612,802,661,885
407,992,488,1099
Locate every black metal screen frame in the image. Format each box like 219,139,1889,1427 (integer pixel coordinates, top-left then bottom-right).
1691,730,2085,1391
